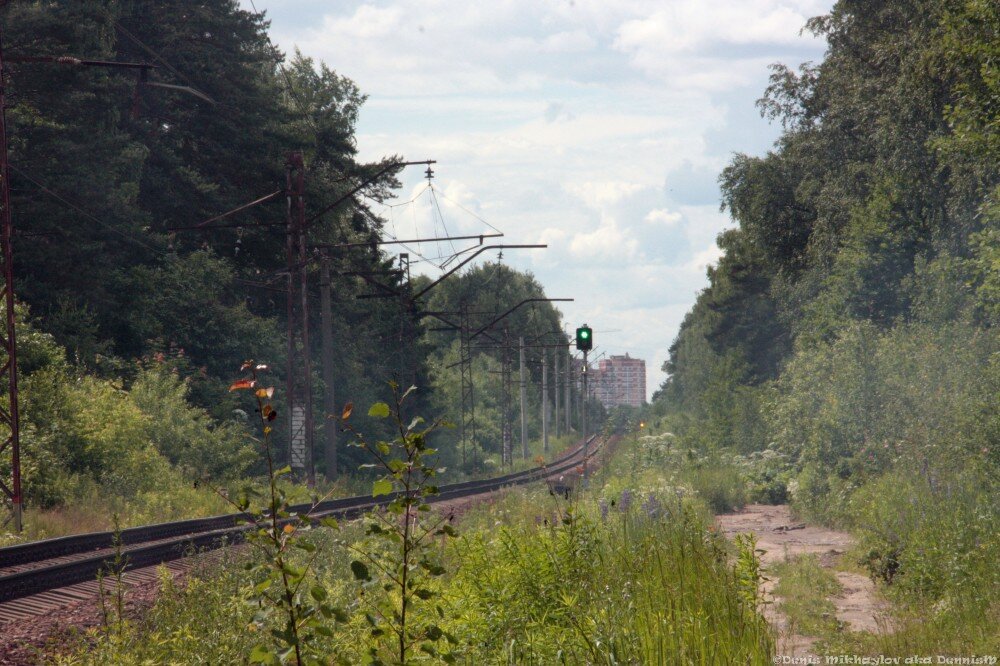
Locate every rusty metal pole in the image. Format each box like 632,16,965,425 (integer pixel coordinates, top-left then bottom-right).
285,159,300,478
553,349,560,439
501,328,512,468
519,336,527,460
319,253,336,480
542,348,549,453
564,350,571,435
290,152,315,487
0,35,22,532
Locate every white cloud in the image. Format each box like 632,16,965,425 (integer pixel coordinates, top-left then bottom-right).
243,0,830,397
644,208,682,226
568,181,647,209
569,218,639,262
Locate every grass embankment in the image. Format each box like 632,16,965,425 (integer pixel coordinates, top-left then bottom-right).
50,430,775,665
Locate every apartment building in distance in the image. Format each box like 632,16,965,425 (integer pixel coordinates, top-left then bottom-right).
592,353,646,408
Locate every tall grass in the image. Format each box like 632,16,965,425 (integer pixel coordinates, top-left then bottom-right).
444,492,773,664
52,433,775,665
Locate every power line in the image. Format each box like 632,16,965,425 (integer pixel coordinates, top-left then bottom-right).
97,7,205,97
433,186,503,234
10,165,165,255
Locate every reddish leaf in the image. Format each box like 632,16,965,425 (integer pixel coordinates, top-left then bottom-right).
341,402,354,421
267,409,278,422
229,379,255,392
240,360,254,371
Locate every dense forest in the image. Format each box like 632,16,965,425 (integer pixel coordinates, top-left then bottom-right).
0,1,572,527
655,0,998,646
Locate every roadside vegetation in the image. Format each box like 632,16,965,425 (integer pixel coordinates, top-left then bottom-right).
45,411,773,665
651,0,1000,654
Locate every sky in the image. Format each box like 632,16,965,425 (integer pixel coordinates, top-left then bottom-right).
241,0,832,400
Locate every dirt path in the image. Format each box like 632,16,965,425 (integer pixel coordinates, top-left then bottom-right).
717,504,891,657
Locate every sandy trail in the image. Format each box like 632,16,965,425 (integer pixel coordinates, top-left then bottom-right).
717,504,891,657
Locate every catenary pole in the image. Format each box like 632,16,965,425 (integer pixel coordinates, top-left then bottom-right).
519,336,528,460
0,35,22,532
319,253,337,479
541,348,549,452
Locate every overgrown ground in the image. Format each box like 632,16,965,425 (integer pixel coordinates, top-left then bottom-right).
37,431,774,665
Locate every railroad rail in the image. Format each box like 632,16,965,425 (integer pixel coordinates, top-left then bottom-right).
0,435,601,606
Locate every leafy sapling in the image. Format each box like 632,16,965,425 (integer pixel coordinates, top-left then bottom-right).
341,383,459,665
227,361,347,666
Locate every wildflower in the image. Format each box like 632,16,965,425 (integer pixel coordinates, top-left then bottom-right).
642,494,661,519
619,489,632,513
599,499,609,522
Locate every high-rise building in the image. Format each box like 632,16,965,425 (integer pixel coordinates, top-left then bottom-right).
592,354,646,408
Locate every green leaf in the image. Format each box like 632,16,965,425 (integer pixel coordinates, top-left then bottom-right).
275,465,292,477
320,516,339,530
413,588,435,600
372,479,393,497
351,560,371,581
310,585,328,602
424,624,443,640
249,645,278,665
368,402,390,418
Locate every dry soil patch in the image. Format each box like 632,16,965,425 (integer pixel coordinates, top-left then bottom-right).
717,504,891,657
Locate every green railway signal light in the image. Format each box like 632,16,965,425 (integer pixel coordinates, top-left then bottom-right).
576,325,593,351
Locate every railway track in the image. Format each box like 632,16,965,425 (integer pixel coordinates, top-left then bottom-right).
0,435,601,619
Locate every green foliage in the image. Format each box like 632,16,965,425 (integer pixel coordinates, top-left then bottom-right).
343,387,457,664
130,364,255,482
422,262,572,472
653,7,1000,648
445,492,771,663
51,431,774,665
228,362,348,666
0,0,423,442
0,311,256,519
771,320,997,524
